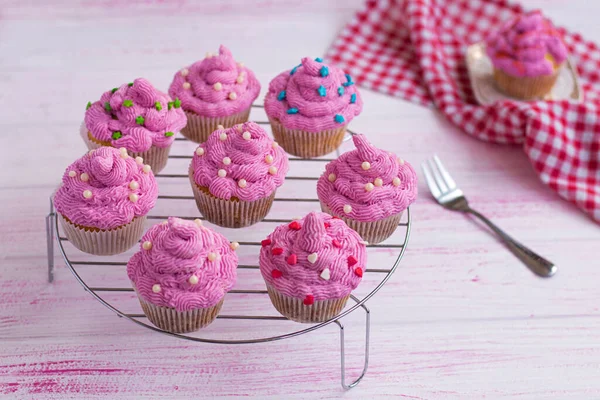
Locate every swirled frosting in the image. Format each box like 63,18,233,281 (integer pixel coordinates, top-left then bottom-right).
127,217,238,312
54,147,158,230
485,10,568,77
169,45,261,118
191,121,289,201
264,57,363,132
84,78,187,152
259,212,365,301
317,135,417,222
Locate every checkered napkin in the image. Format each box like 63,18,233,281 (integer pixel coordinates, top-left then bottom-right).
326,0,600,222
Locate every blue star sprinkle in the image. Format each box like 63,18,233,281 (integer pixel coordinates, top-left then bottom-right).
338,87,344,96
320,66,329,77
350,93,357,104
287,108,299,114
277,90,286,101
334,114,345,123
318,85,326,97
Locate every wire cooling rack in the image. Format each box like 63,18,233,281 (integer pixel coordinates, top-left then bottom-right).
45,105,412,389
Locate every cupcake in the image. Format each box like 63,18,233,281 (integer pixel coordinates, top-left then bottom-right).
54,147,158,255
259,211,366,323
264,57,363,158
317,135,417,244
169,45,261,143
485,10,568,100
82,78,187,173
127,217,238,333
189,121,289,228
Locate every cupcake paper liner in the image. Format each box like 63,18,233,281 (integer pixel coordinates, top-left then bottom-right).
136,289,224,333
268,118,347,158
321,202,402,244
58,214,146,256
266,285,349,323
493,68,559,100
80,124,172,173
181,108,251,144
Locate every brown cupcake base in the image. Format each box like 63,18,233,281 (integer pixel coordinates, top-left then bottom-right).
268,118,347,158
266,285,349,323
181,109,251,144
493,68,559,100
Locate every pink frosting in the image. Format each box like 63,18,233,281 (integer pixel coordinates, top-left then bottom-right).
317,135,417,222
259,212,366,301
264,57,363,132
127,217,238,312
191,121,289,201
485,10,568,78
84,78,187,153
169,45,260,118
54,147,158,230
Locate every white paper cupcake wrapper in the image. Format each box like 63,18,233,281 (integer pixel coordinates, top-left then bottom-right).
59,214,146,256
266,285,349,323
80,123,172,173
268,118,347,158
321,202,402,244
181,109,251,144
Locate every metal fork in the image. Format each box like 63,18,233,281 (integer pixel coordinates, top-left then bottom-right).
422,155,556,277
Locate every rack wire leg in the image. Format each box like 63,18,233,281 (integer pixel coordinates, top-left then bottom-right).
46,198,55,283
335,303,370,389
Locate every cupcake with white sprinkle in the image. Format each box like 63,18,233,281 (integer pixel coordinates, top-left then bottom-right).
317,135,417,244
169,45,261,143
189,121,289,228
259,211,366,323
127,217,238,333
264,57,362,158
54,147,158,255
83,78,187,173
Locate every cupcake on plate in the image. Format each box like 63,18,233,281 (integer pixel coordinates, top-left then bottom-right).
83,78,187,173
54,147,158,255
189,121,289,228
127,217,238,333
485,10,568,100
317,135,417,244
260,211,366,323
264,57,362,158
169,45,261,143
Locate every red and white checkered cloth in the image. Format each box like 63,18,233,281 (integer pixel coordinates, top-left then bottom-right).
326,0,600,222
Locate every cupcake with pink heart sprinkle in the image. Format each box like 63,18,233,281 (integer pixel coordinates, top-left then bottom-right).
317,135,417,244
189,121,289,228
83,78,187,173
264,57,362,158
127,217,238,333
169,45,261,143
259,211,366,323
54,147,158,255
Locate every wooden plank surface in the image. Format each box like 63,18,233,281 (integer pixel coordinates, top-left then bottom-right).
1,0,599,398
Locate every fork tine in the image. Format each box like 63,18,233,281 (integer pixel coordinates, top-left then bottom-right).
433,155,457,191
421,161,442,199
427,158,449,194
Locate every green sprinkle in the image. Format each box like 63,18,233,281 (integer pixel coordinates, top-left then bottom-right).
123,99,133,107
112,131,122,140
165,131,174,137
111,87,118,94
86,101,92,110
135,116,145,125
104,102,112,112
174,98,181,108
168,101,174,110
155,101,162,111
128,82,134,87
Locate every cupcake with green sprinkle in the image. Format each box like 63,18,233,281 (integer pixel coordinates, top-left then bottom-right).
82,78,187,173
264,57,363,158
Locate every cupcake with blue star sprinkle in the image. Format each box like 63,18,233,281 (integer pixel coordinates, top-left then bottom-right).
264,57,362,158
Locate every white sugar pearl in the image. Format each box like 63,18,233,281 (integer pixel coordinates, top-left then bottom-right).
374,178,383,187
129,181,139,190
142,241,152,250
237,62,244,67
242,131,251,140
129,193,139,203
268,166,277,175
219,132,227,141
119,147,129,159
217,124,224,130
397,157,404,165
152,284,161,293
207,252,217,261
265,154,273,164
223,157,231,165
328,173,336,182
343,204,352,214
213,82,222,91
272,141,279,148
228,92,237,100
135,156,144,165
68,170,76,178
196,147,205,156
236,74,244,84
393,177,401,186
143,165,151,174
189,275,199,285
183,82,191,90
206,52,214,58
88,150,95,156
236,124,243,132
83,190,92,199
230,242,239,250
238,179,247,188
218,169,227,178
365,182,374,191
162,221,168,225
194,219,203,227
361,161,370,170
180,68,189,76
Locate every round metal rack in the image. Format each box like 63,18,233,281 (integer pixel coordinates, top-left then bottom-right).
45,105,412,389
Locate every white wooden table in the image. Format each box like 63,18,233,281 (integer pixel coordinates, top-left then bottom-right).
2,1,600,398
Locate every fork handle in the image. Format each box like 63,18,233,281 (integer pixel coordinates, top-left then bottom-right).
466,208,557,277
